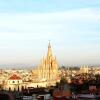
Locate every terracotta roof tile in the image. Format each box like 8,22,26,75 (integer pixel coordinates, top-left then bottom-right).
9,74,22,80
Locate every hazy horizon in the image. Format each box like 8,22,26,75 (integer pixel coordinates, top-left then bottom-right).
0,0,100,66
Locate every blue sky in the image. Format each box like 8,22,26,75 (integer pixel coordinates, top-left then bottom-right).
0,0,100,66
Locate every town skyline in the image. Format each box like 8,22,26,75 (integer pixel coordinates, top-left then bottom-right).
0,0,100,66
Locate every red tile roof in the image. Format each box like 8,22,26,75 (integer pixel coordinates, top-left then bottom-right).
9,74,22,80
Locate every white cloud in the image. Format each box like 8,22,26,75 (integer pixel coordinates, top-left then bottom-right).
0,7,100,65
0,7,99,41
0,7,99,29
0,7,99,42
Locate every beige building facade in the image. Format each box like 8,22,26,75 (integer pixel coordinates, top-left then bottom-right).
38,42,58,84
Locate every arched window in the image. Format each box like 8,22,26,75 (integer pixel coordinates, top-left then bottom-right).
12,81,15,83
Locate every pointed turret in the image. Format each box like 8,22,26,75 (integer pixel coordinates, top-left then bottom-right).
47,41,53,58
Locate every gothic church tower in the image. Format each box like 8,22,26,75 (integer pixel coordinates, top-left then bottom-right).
38,42,58,82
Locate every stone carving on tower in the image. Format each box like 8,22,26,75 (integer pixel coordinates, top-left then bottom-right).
38,42,58,82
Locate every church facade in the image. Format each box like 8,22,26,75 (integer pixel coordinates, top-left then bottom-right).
38,42,59,85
